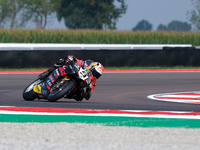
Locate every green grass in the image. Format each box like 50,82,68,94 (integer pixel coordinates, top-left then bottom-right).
0,66,200,71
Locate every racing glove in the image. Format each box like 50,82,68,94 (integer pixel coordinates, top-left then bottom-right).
85,87,91,100
53,58,66,67
66,55,76,64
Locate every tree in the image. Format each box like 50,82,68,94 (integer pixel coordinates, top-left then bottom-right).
9,0,25,29
132,20,152,31
157,24,168,31
0,0,58,29
0,0,13,28
0,0,26,29
187,0,200,30
156,21,191,31
167,20,191,31
56,0,127,29
22,0,59,29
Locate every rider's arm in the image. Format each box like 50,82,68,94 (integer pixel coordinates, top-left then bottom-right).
54,55,77,67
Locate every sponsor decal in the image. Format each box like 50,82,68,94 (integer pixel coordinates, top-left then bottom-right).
49,75,55,83
56,69,60,76
85,66,90,73
148,91,200,104
40,83,47,95
53,69,60,79
74,63,80,70
46,79,52,87
46,83,50,90
59,67,67,76
68,64,73,69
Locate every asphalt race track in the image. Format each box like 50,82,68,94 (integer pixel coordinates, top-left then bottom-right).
1,72,200,112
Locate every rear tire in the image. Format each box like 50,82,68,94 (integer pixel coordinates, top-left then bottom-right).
47,80,75,102
22,79,40,101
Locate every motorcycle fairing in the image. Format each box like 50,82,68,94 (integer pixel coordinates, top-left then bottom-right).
45,66,70,90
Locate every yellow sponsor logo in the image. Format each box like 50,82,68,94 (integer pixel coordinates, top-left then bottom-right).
33,84,42,94
62,76,70,81
91,62,98,66
85,66,90,73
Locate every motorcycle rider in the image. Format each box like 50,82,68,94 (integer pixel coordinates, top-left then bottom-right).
37,55,104,101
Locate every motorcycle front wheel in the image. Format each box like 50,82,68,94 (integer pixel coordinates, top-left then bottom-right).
22,79,41,101
47,80,75,102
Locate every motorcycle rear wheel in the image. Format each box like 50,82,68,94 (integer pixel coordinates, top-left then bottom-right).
47,80,75,102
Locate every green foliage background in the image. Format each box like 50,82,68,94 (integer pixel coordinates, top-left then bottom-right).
0,29,199,45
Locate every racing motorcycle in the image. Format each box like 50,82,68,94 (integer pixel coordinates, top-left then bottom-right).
22,62,90,102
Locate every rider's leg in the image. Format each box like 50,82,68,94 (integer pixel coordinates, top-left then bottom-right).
38,67,55,80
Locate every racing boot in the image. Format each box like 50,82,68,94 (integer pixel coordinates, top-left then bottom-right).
38,71,49,80
38,67,55,80
33,83,49,98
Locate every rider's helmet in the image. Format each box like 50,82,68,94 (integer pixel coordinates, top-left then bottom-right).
90,62,104,79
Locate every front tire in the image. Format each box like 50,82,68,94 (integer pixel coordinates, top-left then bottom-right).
47,80,75,102
22,79,41,101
